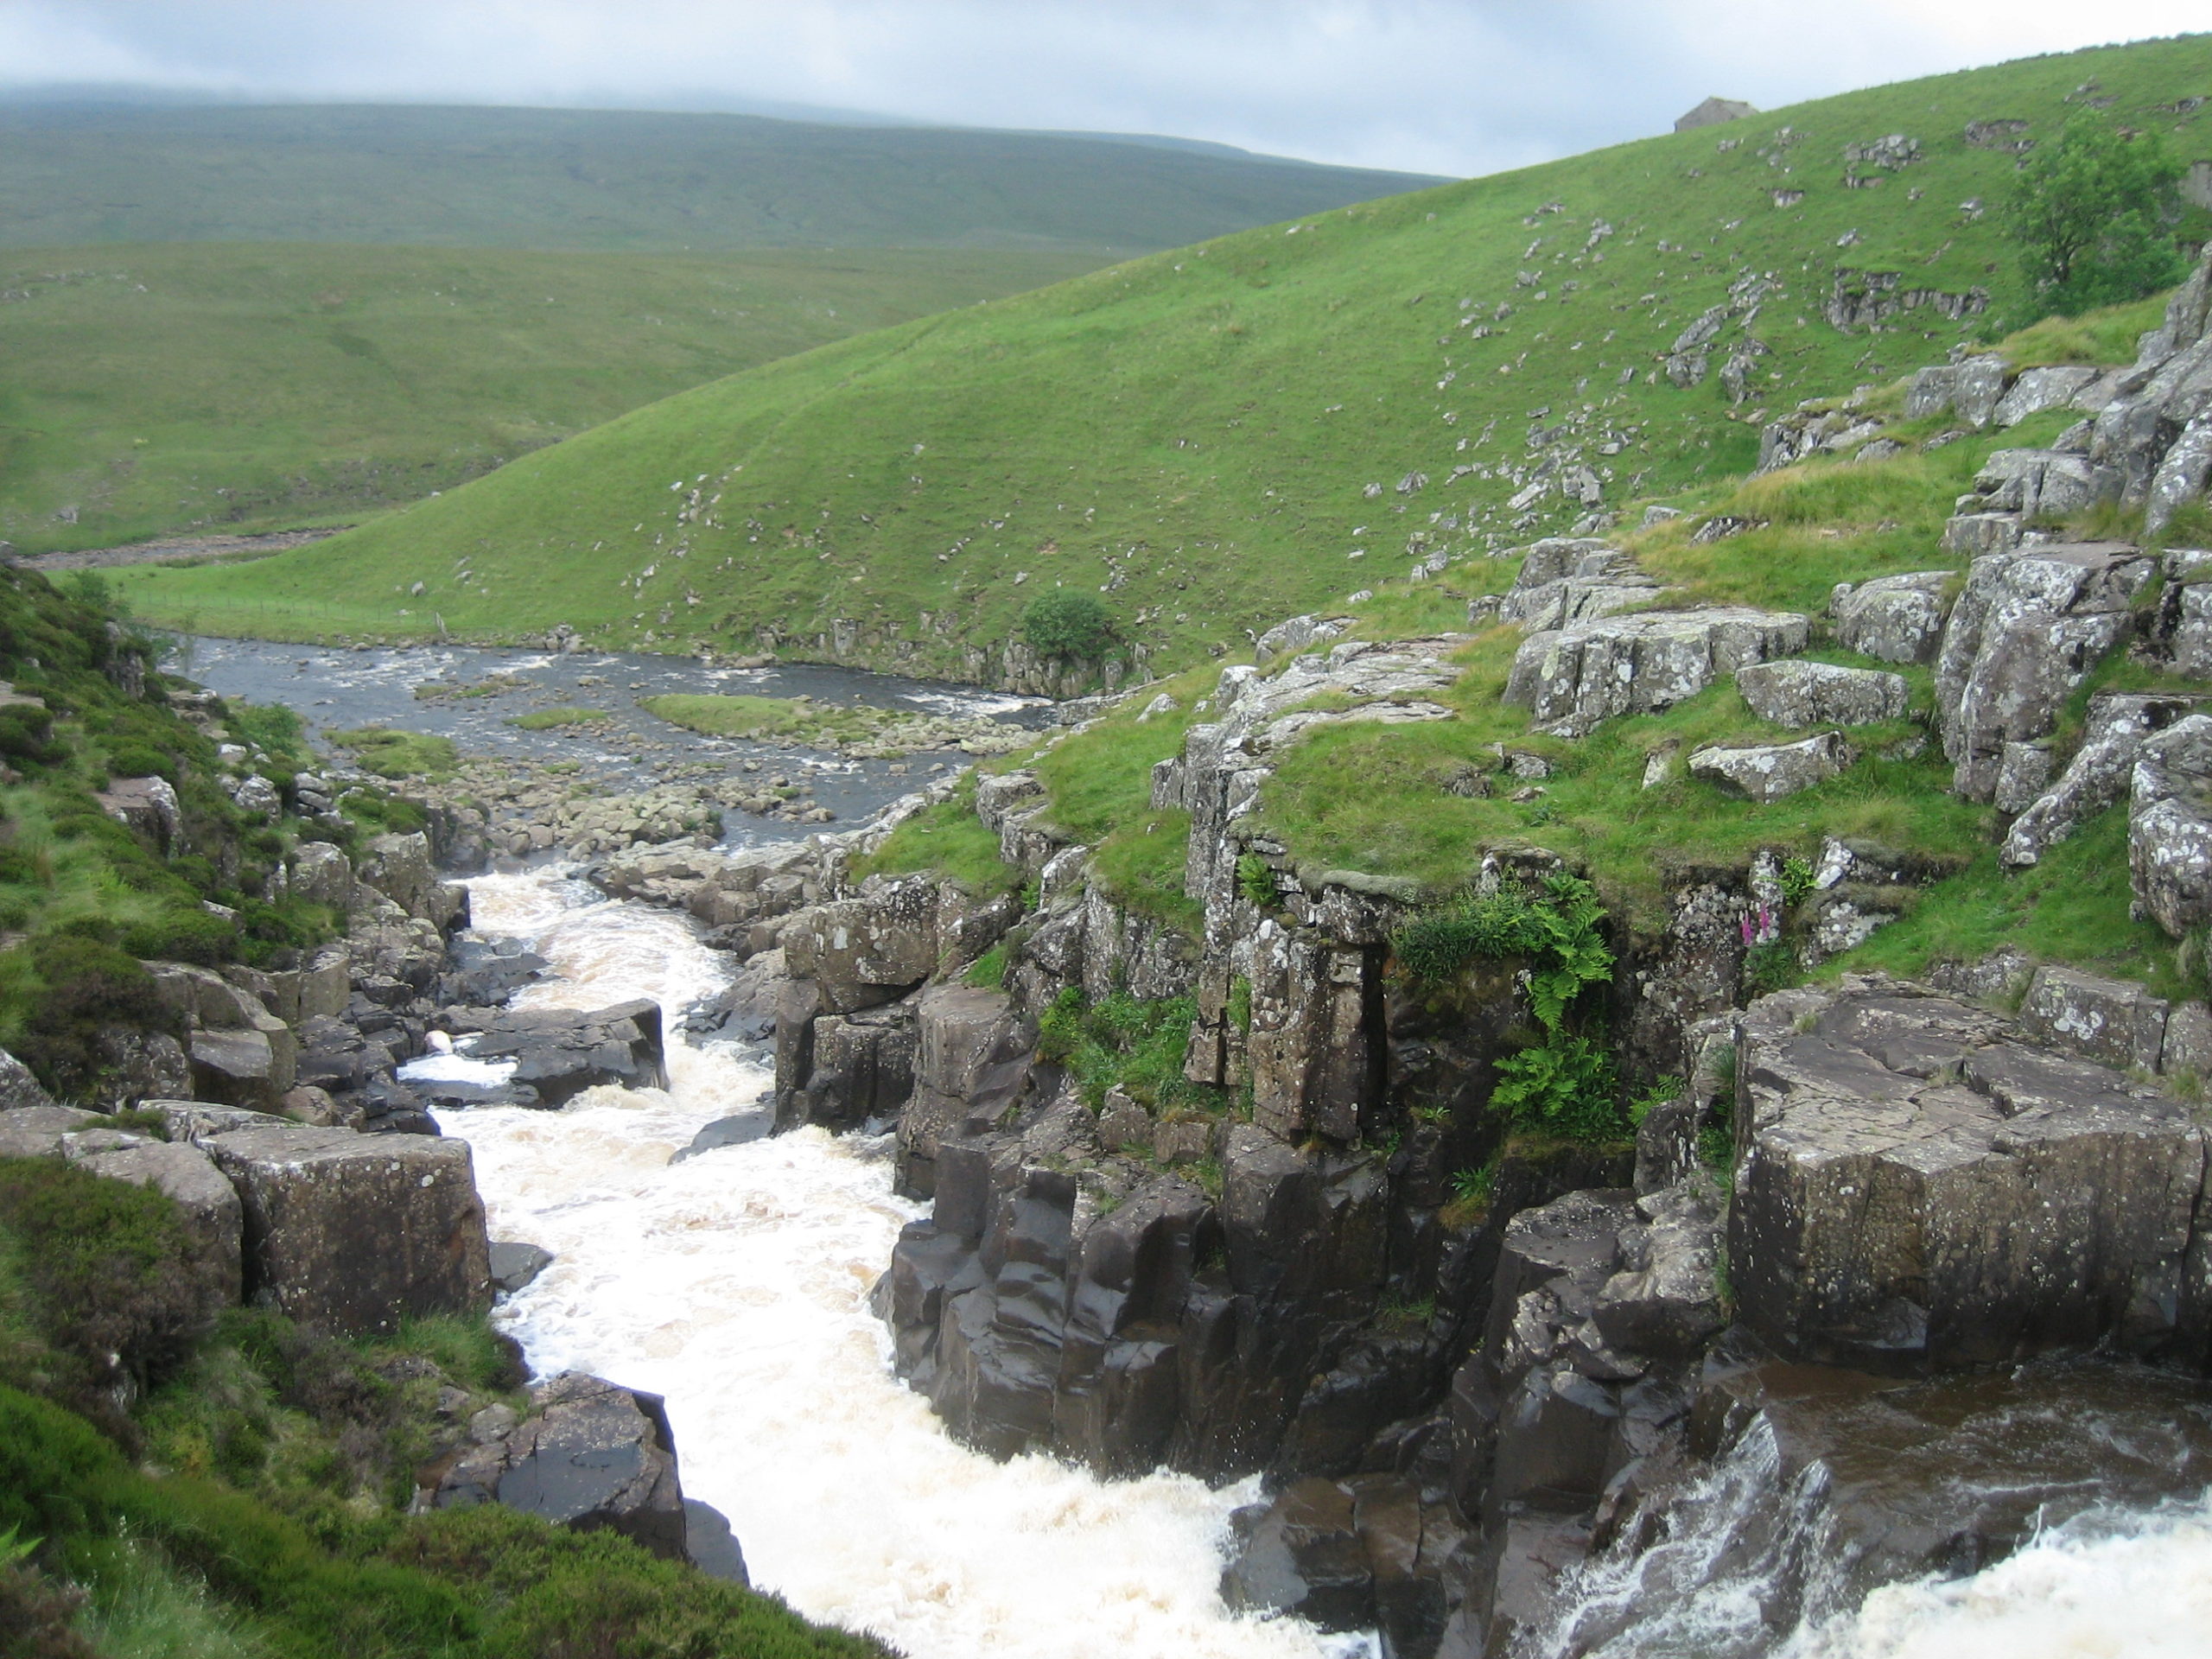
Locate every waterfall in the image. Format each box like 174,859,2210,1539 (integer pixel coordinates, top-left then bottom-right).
431,867,1374,1659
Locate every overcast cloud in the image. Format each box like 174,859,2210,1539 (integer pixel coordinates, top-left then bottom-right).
0,2,2205,175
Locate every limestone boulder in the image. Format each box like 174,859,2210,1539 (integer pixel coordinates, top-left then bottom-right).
1993,365,2101,427
1688,732,1849,802
1499,542,1661,632
0,1047,56,1112
99,776,182,851
1970,448,2119,521
1730,976,2211,1370
779,877,942,1013
205,1124,493,1333
1934,543,2156,801
1504,608,1809,737
2130,714,2212,939
1254,613,1351,664
189,1027,293,1114
1734,660,1908,728
289,841,354,910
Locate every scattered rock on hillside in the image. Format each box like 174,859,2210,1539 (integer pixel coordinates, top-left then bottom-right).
1734,660,1908,728
1828,571,1952,664
1688,732,1849,801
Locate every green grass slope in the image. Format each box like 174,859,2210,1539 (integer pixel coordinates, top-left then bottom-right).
0,241,1100,555
117,36,2212,673
0,102,1444,254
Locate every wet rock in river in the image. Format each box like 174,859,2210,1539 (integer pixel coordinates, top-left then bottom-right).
461,1000,669,1107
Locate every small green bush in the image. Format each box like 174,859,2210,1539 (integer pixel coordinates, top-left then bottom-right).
1037,988,1208,1112
102,743,176,784
122,907,238,967
0,1157,207,1402
0,708,62,769
1391,873,1613,1029
0,847,49,889
10,933,172,1099
1236,853,1277,908
1021,590,1116,662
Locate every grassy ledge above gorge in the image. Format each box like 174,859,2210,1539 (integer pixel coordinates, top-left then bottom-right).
917,271,2212,1018
111,35,2212,681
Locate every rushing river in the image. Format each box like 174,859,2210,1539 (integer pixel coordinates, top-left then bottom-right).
203,635,2212,1656
429,868,1373,1659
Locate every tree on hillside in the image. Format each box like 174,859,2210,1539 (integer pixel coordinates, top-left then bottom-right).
2004,114,2187,317
1022,590,1116,662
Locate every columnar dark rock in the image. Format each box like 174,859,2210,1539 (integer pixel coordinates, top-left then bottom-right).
1729,976,2211,1371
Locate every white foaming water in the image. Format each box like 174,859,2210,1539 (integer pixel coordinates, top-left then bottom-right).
442,866,1364,1659
1782,1493,2212,1659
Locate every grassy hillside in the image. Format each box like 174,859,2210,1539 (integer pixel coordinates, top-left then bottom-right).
0,102,1443,254
0,241,1099,555
118,35,2212,675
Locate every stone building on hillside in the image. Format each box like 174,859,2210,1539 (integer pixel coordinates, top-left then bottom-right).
1675,96,1758,132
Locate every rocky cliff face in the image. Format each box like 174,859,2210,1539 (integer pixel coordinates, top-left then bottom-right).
736,320,2212,1641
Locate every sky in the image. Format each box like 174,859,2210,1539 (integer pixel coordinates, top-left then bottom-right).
1,1,2207,178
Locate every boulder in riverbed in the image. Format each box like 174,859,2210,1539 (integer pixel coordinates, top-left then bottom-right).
420,1371,690,1561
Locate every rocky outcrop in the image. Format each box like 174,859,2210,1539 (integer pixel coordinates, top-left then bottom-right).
1932,542,2155,802
2001,692,2200,868
1223,1473,1462,1657
419,1372,691,1561
1497,540,1661,631
1730,976,2212,1371
205,1124,493,1334
1504,609,1808,738
2089,247,2212,531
